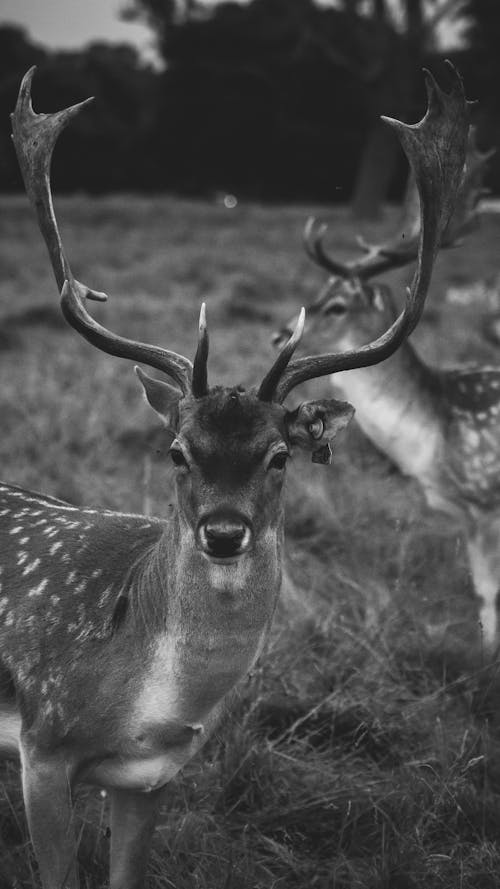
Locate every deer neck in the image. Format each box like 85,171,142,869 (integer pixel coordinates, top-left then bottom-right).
128,507,284,727
332,340,444,480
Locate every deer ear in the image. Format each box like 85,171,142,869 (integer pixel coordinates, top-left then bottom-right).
134,366,182,430
285,399,354,464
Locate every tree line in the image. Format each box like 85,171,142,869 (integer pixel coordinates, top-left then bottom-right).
1,0,499,208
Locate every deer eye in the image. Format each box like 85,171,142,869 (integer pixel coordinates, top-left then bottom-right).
325,300,347,316
170,447,188,468
268,451,289,471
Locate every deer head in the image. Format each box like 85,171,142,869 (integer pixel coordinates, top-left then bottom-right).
133,318,354,558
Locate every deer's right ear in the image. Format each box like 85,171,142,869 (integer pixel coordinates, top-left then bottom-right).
285,398,355,464
134,366,182,430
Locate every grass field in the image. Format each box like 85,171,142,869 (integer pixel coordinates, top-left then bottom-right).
1,194,500,888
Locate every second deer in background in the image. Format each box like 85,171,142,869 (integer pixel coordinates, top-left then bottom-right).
274,119,500,650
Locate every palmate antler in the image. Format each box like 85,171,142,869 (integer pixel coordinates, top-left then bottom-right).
303,94,487,284
11,67,196,396
265,62,470,402
11,67,306,401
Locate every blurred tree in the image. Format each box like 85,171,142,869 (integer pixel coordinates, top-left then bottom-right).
340,0,471,217
456,0,500,195
0,28,156,192
122,0,471,209
1,2,497,199
122,0,370,199
465,0,500,103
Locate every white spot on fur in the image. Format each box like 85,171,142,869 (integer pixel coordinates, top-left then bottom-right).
132,636,179,728
23,558,41,576
28,578,49,598
98,586,113,607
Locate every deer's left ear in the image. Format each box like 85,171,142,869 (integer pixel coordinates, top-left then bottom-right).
285,399,355,464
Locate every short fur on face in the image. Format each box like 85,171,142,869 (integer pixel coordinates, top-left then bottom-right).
136,372,354,467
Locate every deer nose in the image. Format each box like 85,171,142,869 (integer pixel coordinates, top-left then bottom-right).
198,513,252,559
271,328,292,348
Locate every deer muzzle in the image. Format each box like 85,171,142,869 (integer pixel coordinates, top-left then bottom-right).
197,512,253,560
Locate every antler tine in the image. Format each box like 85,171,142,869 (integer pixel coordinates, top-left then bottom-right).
275,62,469,403
304,209,423,283
12,67,193,395
59,279,192,392
192,302,209,397
303,217,352,277
258,308,305,402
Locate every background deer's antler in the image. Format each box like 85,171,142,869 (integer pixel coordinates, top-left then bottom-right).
274,62,470,403
304,108,490,283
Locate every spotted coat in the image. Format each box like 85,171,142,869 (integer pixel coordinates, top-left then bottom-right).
440,367,500,511
0,482,164,749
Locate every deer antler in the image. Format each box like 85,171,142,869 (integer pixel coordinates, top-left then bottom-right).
192,302,209,397
303,211,421,280
273,62,470,403
305,107,490,284
11,67,193,395
258,309,305,401
304,98,489,283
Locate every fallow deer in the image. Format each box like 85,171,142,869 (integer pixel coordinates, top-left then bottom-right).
4,64,466,889
275,86,500,649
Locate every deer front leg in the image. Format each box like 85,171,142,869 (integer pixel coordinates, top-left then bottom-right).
20,741,79,889
109,786,166,889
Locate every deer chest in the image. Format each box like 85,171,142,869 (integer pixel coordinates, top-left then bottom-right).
130,630,255,731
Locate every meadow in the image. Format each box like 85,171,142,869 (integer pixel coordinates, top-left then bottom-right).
1,194,500,888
